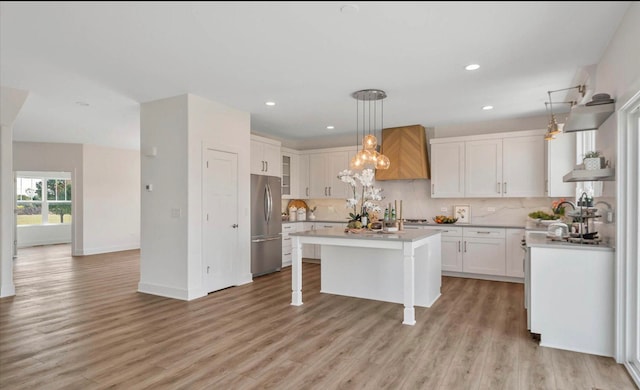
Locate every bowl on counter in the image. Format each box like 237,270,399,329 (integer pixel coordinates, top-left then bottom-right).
432,216,458,224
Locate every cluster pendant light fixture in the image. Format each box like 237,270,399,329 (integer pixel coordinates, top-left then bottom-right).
349,89,390,170
544,84,586,140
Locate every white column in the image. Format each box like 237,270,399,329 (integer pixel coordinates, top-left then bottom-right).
291,236,303,306
402,242,416,325
0,125,16,297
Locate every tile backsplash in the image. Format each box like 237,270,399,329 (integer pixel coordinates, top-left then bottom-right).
283,180,557,226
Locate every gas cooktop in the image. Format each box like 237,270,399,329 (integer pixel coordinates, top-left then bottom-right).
404,219,429,223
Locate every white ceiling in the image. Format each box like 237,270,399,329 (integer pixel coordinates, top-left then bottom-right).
0,1,631,150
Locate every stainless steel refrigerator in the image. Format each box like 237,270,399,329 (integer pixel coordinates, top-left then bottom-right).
251,174,282,277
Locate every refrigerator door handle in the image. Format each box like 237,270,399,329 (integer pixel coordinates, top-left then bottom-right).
263,185,269,222
251,236,281,243
266,184,272,224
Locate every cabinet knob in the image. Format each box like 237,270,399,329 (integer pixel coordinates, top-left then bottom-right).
232,224,238,228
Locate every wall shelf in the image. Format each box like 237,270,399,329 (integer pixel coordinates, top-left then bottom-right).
562,168,615,182
563,102,615,132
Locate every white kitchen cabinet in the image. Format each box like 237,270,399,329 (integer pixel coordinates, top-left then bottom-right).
281,222,299,267
465,139,503,198
506,228,525,278
546,131,577,197
281,148,302,199
418,226,463,272
298,153,310,198
430,130,546,198
251,135,281,177
308,151,349,198
462,227,506,275
431,142,465,198
314,222,344,259
529,245,614,356
301,222,317,259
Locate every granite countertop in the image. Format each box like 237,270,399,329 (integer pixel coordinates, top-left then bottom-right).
289,227,441,243
284,219,526,229
526,231,614,252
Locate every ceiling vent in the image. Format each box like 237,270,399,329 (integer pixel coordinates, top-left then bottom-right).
375,124,431,181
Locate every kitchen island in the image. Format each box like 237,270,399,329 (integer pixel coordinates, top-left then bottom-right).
289,227,442,325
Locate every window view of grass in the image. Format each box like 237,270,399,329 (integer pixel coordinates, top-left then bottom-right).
17,214,72,225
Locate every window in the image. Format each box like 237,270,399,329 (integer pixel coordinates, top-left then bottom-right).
16,174,72,225
575,129,602,199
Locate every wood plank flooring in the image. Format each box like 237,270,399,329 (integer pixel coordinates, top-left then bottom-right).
0,244,636,389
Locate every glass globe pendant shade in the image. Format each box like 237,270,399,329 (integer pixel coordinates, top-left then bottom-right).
349,154,365,170
362,134,377,150
375,154,390,170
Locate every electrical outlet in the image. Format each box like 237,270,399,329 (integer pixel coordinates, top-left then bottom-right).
171,208,181,218
440,207,448,212
607,211,614,223
488,207,496,212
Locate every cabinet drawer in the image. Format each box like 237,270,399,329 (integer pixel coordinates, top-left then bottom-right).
421,225,463,237
282,223,298,233
282,235,293,248
463,227,505,239
282,251,292,263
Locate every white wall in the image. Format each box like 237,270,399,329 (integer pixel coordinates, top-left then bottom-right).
139,95,189,299
591,2,640,245
17,224,71,248
13,142,84,255
187,94,252,290
139,93,250,300
83,144,140,254
1,126,16,296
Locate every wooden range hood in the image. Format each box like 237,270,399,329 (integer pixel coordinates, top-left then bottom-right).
375,124,431,180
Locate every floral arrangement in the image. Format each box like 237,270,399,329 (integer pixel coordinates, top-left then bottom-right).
337,168,383,222
551,198,567,216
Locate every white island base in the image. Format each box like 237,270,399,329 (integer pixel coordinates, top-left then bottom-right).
290,228,442,325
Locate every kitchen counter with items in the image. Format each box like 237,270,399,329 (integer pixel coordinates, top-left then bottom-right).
285,219,527,230
525,230,614,251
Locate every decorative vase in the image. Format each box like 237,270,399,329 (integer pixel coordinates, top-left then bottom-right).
308,212,316,220
361,215,368,226
584,157,604,170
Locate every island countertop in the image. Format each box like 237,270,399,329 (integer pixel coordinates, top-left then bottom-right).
289,227,441,243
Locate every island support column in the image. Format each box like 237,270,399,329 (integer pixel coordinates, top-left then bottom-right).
402,242,416,325
291,236,303,306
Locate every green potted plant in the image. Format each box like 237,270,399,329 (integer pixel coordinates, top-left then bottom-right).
583,151,605,170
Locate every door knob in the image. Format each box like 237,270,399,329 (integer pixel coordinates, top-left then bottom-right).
232,224,238,228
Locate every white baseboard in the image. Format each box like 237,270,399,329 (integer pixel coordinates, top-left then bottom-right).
80,243,140,256
442,271,524,284
17,239,71,248
236,273,253,286
0,284,16,298
138,282,190,300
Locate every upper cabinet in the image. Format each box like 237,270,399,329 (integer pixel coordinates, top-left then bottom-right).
431,130,546,198
431,142,465,198
251,135,281,177
308,150,350,199
282,147,310,199
546,131,577,197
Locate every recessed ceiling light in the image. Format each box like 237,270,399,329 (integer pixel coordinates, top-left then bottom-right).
482,105,494,110
75,101,90,106
326,126,335,130
265,101,276,106
465,64,480,71
340,4,359,14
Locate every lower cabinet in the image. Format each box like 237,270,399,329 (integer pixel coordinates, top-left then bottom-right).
281,222,298,267
406,225,523,279
506,228,525,278
416,226,463,272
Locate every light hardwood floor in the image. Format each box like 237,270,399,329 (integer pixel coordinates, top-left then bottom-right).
0,244,636,390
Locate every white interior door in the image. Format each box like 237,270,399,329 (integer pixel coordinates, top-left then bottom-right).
203,149,238,293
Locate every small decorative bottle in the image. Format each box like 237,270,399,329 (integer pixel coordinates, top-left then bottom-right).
384,208,389,221
391,208,396,221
